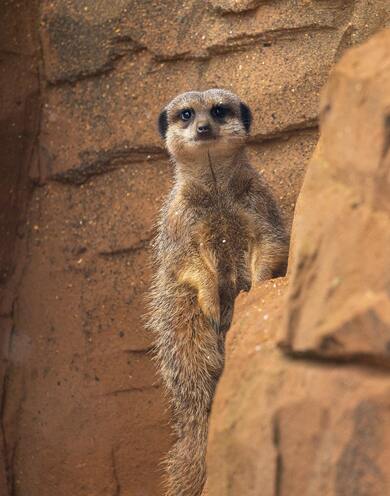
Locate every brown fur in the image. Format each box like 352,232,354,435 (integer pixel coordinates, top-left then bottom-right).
147,89,288,496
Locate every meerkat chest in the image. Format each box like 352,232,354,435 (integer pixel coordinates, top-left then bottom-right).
193,202,253,294
200,208,246,245
175,183,255,257
192,195,253,265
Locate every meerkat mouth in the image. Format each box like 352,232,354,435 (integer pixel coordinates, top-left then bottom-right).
194,135,218,143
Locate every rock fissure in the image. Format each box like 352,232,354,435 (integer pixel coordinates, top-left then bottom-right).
111,448,121,496
98,237,153,258
273,414,283,496
104,384,160,396
50,146,167,185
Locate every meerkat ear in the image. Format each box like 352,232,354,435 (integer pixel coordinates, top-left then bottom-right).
158,110,168,139
240,102,252,132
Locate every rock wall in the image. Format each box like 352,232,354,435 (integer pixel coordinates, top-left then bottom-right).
0,1,389,495
206,29,390,496
0,1,41,494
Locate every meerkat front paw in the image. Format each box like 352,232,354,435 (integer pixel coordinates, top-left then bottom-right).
178,266,220,330
198,287,220,332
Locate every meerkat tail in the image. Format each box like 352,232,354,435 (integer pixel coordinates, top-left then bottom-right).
150,285,225,496
164,417,208,496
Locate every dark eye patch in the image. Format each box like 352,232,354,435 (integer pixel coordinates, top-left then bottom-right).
158,110,168,139
240,102,252,132
211,104,231,120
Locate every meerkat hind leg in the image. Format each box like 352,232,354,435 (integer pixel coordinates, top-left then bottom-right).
250,241,288,283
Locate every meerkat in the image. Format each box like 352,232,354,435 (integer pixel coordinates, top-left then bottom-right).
147,88,288,496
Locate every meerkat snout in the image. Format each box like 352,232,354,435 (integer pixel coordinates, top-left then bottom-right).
195,119,212,139
158,89,252,162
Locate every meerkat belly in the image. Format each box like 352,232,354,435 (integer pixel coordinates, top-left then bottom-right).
200,208,251,295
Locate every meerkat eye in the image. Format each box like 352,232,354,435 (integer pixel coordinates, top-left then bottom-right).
180,108,193,121
211,105,229,120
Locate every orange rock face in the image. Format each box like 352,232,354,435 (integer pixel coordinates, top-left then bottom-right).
0,1,389,496
207,30,390,496
281,30,390,363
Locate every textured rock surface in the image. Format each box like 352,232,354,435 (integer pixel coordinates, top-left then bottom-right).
0,0,39,290
0,2,389,496
3,166,173,495
207,30,390,496
0,1,40,494
281,29,390,363
207,281,390,496
38,0,367,181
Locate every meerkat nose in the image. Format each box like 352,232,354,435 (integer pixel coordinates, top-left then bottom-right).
197,122,211,134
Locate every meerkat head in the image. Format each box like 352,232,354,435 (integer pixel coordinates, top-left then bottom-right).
157,89,252,164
